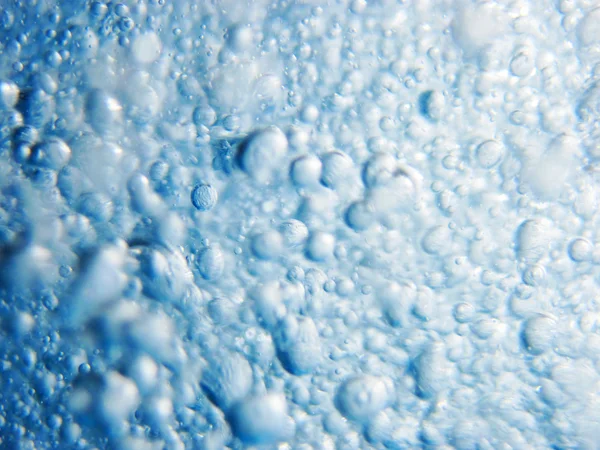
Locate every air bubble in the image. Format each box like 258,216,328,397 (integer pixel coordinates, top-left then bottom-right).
290,154,322,188
251,230,284,260
305,231,335,261
345,200,374,231
196,245,225,281
362,153,397,188
239,126,288,183
229,393,295,445
476,140,504,168
320,150,353,189
335,375,394,423
192,104,217,128
568,237,593,262
422,226,452,255
522,264,546,286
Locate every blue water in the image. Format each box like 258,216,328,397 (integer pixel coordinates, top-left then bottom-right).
1,1,600,449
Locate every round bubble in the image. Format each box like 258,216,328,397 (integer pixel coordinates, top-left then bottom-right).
568,237,593,262
476,140,504,168
335,375,394,423
251,230,283,260
192,104,217,128
305,231,335,261
290,154,322,187
320,150,353,189
196,246,225,281
362,153,397,188
239,126,288,183
230,393,294,445
345,201,374,231
422,226,452,255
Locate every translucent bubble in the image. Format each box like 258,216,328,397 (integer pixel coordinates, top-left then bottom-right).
192,104,217,128
251,230,283,260
510,49,535,77
335,375,394,423
196,245,225,281
568,237,593,262
362,153,397,188
476,140,504,168
421,226,452,255
90,1,109,20
453,302,475,323
191,184,218,211
239,126,288,183
522,264,546,286
29,137,71,170
305,231,335,261
320,150,353,189
345,200,374,231
230,393,295,445
225,24,255,52
85,89,123,139
290,154,322,188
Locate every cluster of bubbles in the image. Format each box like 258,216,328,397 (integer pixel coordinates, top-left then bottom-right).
1,0,600,449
